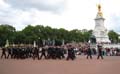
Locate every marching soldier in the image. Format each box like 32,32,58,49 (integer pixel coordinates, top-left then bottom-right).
33,47,39,60
7,47,12,59
97,45,104,59
86,46,92,59
66,46,76,60
1,47,7,59
40,47,47,59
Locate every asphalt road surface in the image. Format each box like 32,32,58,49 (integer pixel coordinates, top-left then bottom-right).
0,55,120,74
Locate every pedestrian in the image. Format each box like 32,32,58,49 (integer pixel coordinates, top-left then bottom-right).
7,47,12,59
1,47,7,59
97,45,104,59
33,47,39,60
86,46,92,59
40,47,47,59
66,46,76,60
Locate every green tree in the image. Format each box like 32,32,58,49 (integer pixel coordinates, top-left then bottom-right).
108,30,119,43
82,30,93,42
69,29,83,42
13,31,26,44
0,24,16,46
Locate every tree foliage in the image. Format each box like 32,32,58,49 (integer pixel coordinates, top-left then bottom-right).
108,30,119,43
0,24,16,46
0,24,119,46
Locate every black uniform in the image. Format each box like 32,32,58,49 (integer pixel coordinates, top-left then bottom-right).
86,47,92,59
33,47,39,60
55,47,62,59
97,45,103,59
1,47,7,59
7,47,12,59
66,47,76,60
40,48,47,59
59,48,65,59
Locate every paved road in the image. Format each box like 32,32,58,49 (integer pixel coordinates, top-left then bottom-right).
0,55,120,74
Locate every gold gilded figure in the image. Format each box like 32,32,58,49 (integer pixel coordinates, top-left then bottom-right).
97,4,103,17
98,4,101,12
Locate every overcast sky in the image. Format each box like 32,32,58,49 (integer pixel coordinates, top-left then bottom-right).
0,0,120,33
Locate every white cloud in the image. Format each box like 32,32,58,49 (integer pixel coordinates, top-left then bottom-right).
0,0,120,33
5,0,65,12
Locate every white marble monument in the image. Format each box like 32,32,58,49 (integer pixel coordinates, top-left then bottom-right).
93,4,111,43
